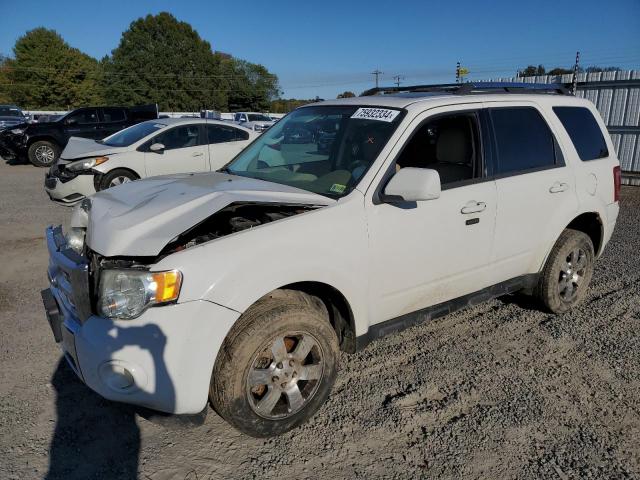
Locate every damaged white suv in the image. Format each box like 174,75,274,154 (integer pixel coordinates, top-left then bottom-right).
42,83,620,437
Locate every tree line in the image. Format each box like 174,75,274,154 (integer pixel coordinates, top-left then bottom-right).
0,13,280,112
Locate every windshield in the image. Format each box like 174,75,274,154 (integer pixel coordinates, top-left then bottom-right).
0,106,24,117
248,114,272,122
101,121,167,147
224,105,404,198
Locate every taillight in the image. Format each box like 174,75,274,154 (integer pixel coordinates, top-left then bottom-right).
613,165,621,202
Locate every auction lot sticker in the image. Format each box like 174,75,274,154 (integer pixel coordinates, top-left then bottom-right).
351,107,400,122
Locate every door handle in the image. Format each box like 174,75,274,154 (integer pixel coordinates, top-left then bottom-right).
549,182,569,193
460,201,487,214
192,152,204,157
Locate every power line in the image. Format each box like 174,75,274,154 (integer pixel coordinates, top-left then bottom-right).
370,69,383,88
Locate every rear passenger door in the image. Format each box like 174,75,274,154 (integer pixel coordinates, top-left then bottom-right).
487,103,579,280
143,124,209,176
205,124,251,170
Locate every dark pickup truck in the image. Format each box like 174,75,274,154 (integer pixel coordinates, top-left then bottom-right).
0,104,158,167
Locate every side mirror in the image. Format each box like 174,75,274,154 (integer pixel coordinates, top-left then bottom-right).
382,167,441,202
149,143,165,153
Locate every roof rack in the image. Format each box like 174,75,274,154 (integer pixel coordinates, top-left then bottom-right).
360,82,570,97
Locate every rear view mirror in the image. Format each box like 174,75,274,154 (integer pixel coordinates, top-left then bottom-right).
149,143,165,153
65,118,78,126
382,167,441,202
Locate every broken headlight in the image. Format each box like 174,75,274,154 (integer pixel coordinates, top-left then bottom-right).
97,269,182,320
65,227,85,254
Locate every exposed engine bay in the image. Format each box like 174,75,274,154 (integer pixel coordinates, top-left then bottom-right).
161,202,319,255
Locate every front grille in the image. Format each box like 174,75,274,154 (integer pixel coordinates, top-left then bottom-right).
47,226,92,323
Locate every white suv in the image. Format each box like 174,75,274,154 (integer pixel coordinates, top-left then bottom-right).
42,83,620,437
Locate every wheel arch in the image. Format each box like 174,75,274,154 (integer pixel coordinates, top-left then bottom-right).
565,211,604,256
94,167,141,191
27,135,61,149
257,282,357,354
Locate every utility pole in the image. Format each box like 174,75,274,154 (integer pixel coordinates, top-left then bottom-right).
371,69,383,89
571,51,580,95
456,62,461,83
393,75,404,88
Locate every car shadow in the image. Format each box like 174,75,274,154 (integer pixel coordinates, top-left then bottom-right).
498,292,544,311
46,324,179,480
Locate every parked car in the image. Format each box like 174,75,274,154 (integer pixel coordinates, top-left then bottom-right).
42,83,620,437
0,104,158,167
0,105,28,133
44,118,256,205
233,112,275,132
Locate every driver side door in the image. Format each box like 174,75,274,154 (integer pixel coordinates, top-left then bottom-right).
143,124,209,177
64,108,101,139
366,105,497,325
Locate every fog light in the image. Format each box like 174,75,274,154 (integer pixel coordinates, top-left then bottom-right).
98,361,145,392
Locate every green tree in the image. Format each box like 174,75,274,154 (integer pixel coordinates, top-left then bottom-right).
103,12,279,111
1,28,103,109
519,64,546,77
337,91,356,98
0,55,10,103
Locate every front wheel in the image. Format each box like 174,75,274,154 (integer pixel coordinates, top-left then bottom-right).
210,290,339,437
536,229,595,313
98,169,139,191
28,140,60,167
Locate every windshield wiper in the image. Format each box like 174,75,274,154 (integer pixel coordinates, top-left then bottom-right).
95,139,104,144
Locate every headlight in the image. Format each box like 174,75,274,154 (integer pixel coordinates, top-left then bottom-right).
98,269,182,320
10,128,25,135
66,156,109,172
65,227,85,253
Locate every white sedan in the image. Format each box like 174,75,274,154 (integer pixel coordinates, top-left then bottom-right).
44,118,257,205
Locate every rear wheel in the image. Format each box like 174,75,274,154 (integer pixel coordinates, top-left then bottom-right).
98,169,139,191
210,290,339,437
28,140,60,167
536,229,594,313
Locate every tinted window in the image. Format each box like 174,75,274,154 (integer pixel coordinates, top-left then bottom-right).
67,109,98,124
151,125,202,151
396,112,481,186
553,107,608,161
207,125,249,143
491,107,556,174
102,108,126,123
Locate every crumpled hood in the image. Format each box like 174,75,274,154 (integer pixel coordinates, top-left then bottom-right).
85,172,335,256
60,136,127,161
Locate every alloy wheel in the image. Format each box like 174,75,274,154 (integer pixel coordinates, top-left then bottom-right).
246,332,324,420
558,248,588,301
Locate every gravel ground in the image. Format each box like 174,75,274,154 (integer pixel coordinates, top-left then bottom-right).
0,159,638,480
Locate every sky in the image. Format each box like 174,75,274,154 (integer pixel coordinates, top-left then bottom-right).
1,0,639,100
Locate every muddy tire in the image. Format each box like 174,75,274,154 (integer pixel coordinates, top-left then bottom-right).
210,290,339,437
536,229,595,313
98,169,138,191
28,140,60,167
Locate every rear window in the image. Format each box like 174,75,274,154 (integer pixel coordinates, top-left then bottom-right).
553,107,608,161
490,107,557,175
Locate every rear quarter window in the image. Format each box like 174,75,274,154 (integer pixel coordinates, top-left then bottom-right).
553,106,609,161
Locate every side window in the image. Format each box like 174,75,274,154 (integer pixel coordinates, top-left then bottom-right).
151,125,202,151
102,108,127,123
553,107,608,161
234,113,241,122
207,125,249,143
490,107,557,175
67,109,99,124
395,112,481,186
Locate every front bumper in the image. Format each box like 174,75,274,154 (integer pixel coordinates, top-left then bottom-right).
0,132,26,159
44,170,97,205
43,225,240,414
